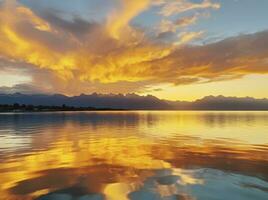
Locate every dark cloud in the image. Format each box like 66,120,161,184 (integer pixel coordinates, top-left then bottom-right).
41,11,98,37
173,77,201,86
156,31,178,43
147,30,268,84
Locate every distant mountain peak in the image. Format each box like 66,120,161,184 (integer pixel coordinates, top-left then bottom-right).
0,93,268,110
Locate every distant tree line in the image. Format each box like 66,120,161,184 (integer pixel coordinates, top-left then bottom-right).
0,103,115,112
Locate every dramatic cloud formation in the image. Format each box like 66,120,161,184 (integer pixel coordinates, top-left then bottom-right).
0,0,267,96
151,30,268,82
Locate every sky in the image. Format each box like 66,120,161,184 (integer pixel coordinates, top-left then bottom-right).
0,0,267,101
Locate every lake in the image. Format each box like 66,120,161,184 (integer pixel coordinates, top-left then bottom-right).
0,111,267,200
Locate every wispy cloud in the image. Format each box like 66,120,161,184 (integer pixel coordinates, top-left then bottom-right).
175,14,200,27
156,0,220,17
176,31,204,45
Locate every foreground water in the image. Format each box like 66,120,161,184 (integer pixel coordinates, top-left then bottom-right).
0,111,267,200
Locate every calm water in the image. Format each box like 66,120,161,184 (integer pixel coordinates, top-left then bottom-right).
0,111,268,200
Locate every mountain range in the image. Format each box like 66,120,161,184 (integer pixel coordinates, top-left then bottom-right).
0,93,268,110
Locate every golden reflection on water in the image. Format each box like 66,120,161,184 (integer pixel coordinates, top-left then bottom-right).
0,111,268,200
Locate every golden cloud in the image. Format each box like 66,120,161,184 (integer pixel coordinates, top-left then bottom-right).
107,0,151,39
176,31,204,45
0,0,268,95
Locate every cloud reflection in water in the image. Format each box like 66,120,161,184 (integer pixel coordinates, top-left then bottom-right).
0,111,267,200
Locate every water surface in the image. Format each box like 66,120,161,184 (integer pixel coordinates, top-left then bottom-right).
0,111,268,200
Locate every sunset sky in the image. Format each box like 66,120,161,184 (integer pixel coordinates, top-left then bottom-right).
0,0,267,101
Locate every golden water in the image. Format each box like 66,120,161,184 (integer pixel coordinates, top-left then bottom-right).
0,111,267,200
